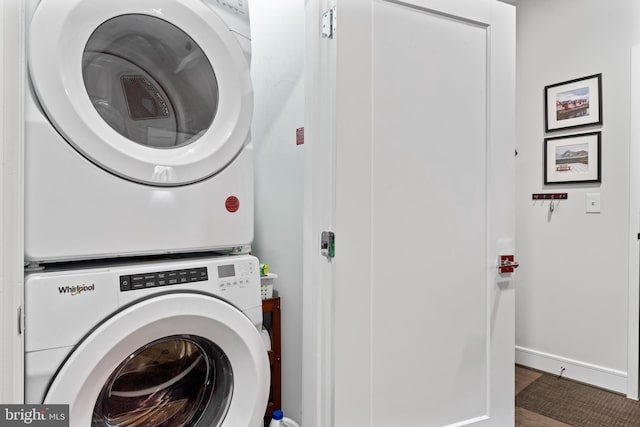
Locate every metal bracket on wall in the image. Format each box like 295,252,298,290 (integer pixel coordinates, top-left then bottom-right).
532,193,567,217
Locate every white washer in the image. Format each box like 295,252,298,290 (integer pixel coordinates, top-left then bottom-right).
24,254,269,426
25,0,255,263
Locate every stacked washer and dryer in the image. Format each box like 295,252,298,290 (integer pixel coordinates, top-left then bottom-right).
23,0,269,425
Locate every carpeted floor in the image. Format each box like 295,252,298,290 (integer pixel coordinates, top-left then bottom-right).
516,371,640,427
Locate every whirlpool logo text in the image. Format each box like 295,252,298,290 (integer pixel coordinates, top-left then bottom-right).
57,284,95,296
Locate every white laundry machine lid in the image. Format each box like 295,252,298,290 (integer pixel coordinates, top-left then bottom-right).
43,293,269,426
28,0,253,186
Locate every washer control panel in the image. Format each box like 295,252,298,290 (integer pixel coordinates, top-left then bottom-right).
120,267,208,292
217,259,256,291
118,259,258,293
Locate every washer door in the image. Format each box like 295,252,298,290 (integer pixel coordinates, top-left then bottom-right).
28,0,252,186
43,293,269,426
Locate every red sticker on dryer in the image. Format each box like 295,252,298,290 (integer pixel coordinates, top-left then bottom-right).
225,196,240,213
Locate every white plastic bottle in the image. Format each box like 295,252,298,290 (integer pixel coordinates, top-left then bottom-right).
269,410,301,427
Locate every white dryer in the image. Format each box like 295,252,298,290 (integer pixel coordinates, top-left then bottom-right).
25,0,255,263
24,254,269,426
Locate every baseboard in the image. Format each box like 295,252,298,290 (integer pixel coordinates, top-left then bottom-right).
515,346,628,395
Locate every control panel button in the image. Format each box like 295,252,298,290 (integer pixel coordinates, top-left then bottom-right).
178,271,188,283
144,274,156,288
131,275,145,290
120,275,131,291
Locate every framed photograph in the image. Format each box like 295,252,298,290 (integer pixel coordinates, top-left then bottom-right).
544,132,601,185
544,74,602,132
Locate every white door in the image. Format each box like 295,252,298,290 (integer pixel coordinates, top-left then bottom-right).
304,0,516,426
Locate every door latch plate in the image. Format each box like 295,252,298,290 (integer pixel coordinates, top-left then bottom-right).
321,231,335,261
498,255,519,274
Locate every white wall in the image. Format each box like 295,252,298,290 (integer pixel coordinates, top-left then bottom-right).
515,0,640,393
250,0,305,421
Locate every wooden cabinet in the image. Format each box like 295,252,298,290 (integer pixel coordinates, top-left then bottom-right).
262,297,281,421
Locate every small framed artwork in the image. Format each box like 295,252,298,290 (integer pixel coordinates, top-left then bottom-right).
544,74,602,132
544,132,601,185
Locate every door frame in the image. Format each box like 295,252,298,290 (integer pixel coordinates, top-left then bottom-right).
0,0,25,404
302,0,337,425
627,44,640,400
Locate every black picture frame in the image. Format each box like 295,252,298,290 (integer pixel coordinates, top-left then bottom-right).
544,132,601,185
544,74,602,132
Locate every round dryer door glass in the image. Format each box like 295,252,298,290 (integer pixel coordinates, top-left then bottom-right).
82,15,219,149
92,336,233,427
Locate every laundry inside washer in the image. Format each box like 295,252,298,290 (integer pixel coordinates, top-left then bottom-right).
92,336,232,426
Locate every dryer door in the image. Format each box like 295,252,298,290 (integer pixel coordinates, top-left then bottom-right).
43,293,269,426
28,0,252,186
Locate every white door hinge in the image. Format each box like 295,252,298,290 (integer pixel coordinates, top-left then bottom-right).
322,6,337,39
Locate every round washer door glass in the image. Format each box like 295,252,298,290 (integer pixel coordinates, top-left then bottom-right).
92,336,233,426
28,0,253,186
83,15,218,149
43,293,269,425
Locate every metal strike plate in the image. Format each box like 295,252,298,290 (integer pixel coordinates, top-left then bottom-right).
321,231,335,261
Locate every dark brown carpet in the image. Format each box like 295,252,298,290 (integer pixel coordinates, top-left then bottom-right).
516,374,640,427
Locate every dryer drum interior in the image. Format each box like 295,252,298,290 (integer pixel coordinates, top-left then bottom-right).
82,14,219,149
92,335,233,427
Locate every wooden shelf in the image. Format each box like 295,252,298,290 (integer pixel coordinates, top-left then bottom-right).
262,296,281,421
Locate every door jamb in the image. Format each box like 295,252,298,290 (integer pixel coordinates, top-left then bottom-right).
302,0,337,425
627,44,640,400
